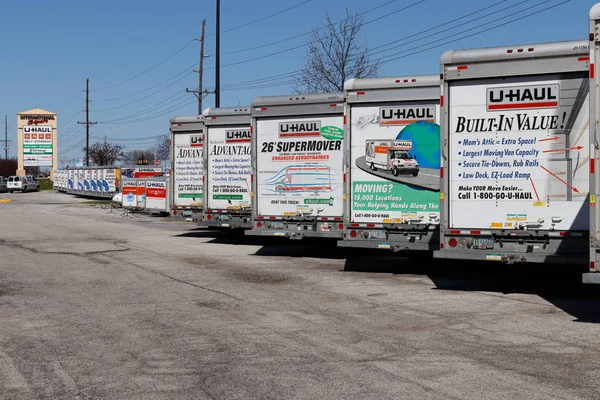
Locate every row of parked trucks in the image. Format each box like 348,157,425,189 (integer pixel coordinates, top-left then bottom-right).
51,4,600,283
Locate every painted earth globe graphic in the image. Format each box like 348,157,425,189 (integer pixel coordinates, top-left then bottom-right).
395,121,440,170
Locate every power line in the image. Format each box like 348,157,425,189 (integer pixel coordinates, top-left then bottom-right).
93,62,197,103
204,0,425,71
378,0,566,65
367,0,536,57
208,0,314,36
94,39,196,91
91,72,193,112
210,0,552,92
221,0,409,56
88,1,313,94
97,92,187,124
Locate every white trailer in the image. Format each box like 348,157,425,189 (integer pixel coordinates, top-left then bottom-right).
247,93,345,239
170,115,204,219
437,39,590,265
586,4,600,284
197,107,252,229
341,76,441,254
145,177,170,214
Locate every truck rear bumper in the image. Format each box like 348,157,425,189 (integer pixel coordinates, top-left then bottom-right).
339,229,438,251
198,214,251,229
582,273,600,284
434,249,587,265
245,228,343,239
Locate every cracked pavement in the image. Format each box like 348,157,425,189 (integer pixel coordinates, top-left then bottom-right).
0,191,600,399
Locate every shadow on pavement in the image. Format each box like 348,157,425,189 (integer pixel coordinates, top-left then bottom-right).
174,228,600,323
344,258,600,323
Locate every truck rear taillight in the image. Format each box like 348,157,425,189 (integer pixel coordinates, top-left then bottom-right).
338,224,344,230
350,230,357,238
207,214,211,220
173,210,177,215
257,222,262,228
448,238,458,248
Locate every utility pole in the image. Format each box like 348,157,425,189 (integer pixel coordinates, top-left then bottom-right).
215,0,221,107
2,115,11,161
186,19,214,114
77,78,97,166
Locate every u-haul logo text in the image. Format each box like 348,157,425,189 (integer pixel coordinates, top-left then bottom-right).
379,106,435,125
190,134,204,147
278,121,321,138
226,129,251,143
487,84,559,111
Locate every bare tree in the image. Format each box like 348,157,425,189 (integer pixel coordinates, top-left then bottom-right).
294,9,379,94
85,142,124,166
154,134,170,161
122,149,154,165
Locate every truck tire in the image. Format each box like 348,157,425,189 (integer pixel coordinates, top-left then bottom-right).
392,167,399,176
412,171,418,177
370,162,376,171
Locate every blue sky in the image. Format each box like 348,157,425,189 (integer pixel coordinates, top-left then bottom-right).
0,0,596,163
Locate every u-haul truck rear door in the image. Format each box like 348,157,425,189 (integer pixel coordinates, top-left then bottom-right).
449,73,589,230
206,126,252,210
349,103,440,224
173,131,204,208
256,116,344,217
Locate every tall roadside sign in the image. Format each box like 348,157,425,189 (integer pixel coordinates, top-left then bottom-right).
17,108,58,177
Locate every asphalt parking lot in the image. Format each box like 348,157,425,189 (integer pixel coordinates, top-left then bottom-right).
0,191,599,399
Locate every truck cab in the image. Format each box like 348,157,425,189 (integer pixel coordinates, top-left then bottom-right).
387,149,419,177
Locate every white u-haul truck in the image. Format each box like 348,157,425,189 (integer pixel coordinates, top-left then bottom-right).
340,76,441,254
247,93,345,239
170,115,204,220
197,107,252,229
436,39,590,265
586,4,600,284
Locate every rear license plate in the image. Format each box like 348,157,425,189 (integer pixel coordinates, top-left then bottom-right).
370,230,386,239
319,223,331,232
473,238,494,249
271,221,285,230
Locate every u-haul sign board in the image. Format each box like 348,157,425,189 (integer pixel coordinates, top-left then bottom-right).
207,127,251,210
486,84,559,111
448,76,589,231
379,106,436,126
23,125,52,166
256,116,344,217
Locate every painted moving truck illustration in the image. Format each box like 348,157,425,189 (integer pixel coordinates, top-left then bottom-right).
365,139,419,177
247,93,345,240
340,75,441,254
436,39,590,265
265,164,335,193
197,106,253,229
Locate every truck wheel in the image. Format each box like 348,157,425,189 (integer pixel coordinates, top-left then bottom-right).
412,171,418,177
370,162,376,171
392,167,399,176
